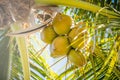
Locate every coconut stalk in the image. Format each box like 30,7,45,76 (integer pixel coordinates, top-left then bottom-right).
35,0,119,18
10,23,30,80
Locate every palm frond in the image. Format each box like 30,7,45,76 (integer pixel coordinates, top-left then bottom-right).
29,47,58,80
35,0,119,18
10,23,30,80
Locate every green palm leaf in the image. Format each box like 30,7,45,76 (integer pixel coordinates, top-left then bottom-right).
35,0,119,18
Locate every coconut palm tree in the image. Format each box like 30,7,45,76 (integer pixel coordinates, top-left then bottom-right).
0,0,120,80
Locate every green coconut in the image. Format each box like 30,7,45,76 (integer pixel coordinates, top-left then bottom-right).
41,25,57,44
68,27,88,49
50,36,70,58
52,13,72,35
68,49,86,67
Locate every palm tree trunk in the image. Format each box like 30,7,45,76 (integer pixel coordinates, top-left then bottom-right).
0,29,10,80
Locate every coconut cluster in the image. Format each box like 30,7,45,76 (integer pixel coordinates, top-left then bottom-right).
41,13,89,67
